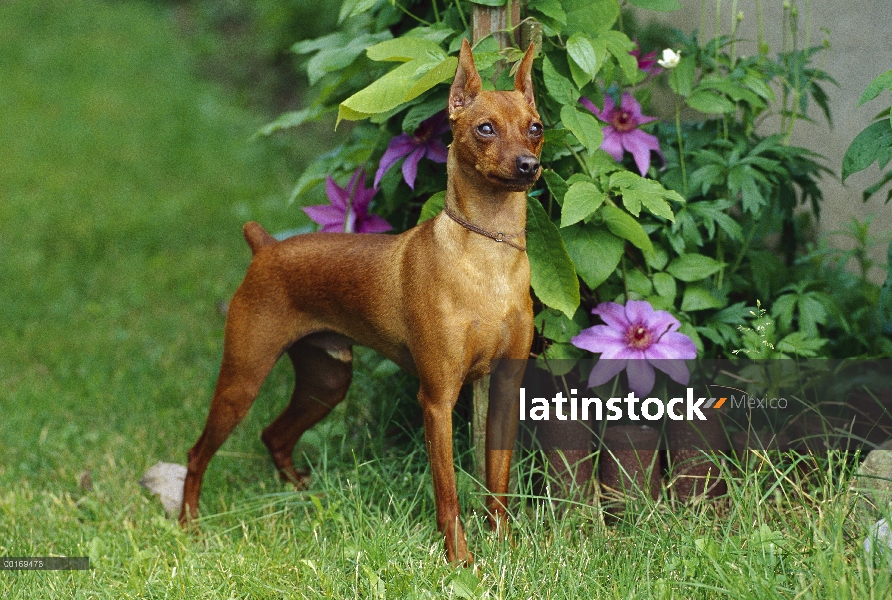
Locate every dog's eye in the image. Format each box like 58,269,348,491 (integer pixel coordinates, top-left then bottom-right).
529,123,543,137
476,123,495,136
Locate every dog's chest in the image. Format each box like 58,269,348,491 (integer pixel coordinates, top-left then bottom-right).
442,257,530,343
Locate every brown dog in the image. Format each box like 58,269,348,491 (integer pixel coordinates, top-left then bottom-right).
180,39,542,564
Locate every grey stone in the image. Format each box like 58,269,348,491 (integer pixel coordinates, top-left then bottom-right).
139,461,186,518
857,442,892,509
864,518,892,557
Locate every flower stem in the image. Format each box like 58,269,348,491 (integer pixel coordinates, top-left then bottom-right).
729,217,760,275
453,0,469,32
674,96,688,197
756,0,765,53
730,0,738,66
621,256,630,301
392,1,431,26
700,0,707,41
564,142,588,173
716,231,725,289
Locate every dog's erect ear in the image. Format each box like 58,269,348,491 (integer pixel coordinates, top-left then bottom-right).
449,39,481,116
514,43,537,111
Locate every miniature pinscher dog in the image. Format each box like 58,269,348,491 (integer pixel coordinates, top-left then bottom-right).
180,39,543,564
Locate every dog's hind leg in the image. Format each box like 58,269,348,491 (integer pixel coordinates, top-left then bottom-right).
261,336,353,487
180,296,296,524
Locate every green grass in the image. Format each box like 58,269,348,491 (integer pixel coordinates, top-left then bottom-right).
1,1,891,597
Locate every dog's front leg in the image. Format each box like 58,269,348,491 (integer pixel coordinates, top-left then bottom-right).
418,378,470,565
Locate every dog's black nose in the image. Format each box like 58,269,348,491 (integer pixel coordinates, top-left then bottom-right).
516,155,540,176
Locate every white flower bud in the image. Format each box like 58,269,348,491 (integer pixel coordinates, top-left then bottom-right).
657,48,680,69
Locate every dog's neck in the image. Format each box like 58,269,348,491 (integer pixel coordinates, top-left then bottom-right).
444,151,528,236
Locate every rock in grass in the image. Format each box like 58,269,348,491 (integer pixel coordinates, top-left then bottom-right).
140,461,186,518
864,518,892,557
856,440,892,510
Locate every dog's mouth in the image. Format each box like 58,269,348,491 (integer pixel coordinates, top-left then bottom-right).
486,172,539,191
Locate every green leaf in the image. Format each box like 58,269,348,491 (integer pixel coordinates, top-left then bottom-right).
469,0,508,6
652,272,677,299
776,332,827,358
450,567,481,598
601,31,639,83
669,54,695,97
542,54,578,106
698,76,764,108
599,205,653,256
561,225,624,289
862,170,892,203
858,69,892,106
842,119,892,181
563,0,619,36
686,199,743,241
292,32,347,55
681,285,724,311
646,244,668,270
338,60,434,124
404,57,457,102
728,165,767,213
257,106,325,136
797,295,828,338
402,95,446,133
628,0,680,10
742,70,776,103
567,57,592,90
303,31,392,85
608,171,680,220
567,33,601,83
561,181,605,227
528,0,567,24
527,198,580,318
417,191,446,224
338,0,379,22
626,269,653,296
686,90,735,114
535,308,582,343
560,105,604,155
666,254,724,282
542,169,569,206
366,37,446,62
772,293,796,331
537,342,585,375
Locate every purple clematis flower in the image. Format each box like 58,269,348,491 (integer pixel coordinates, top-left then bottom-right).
303,168,392,234
374,112,449,190
571,300,697,397
580,92,664,176
631,44,663,76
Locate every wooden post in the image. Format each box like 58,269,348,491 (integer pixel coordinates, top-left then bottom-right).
472,1,521,49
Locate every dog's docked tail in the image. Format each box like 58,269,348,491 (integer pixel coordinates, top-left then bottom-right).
243,221,277,255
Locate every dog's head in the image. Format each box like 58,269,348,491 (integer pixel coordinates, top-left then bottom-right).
448,39,543,192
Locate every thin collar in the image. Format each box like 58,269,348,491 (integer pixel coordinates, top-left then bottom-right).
442,204,527,252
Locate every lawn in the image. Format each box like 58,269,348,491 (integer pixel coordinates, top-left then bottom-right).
0,1,890,597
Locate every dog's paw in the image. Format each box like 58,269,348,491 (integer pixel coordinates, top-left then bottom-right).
139,461,187,518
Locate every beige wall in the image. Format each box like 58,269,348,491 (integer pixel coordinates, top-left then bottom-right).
636,1,892,281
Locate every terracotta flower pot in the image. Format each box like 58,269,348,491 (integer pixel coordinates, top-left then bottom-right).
599,425,661,505
666,416,728,500
539,418,594,502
